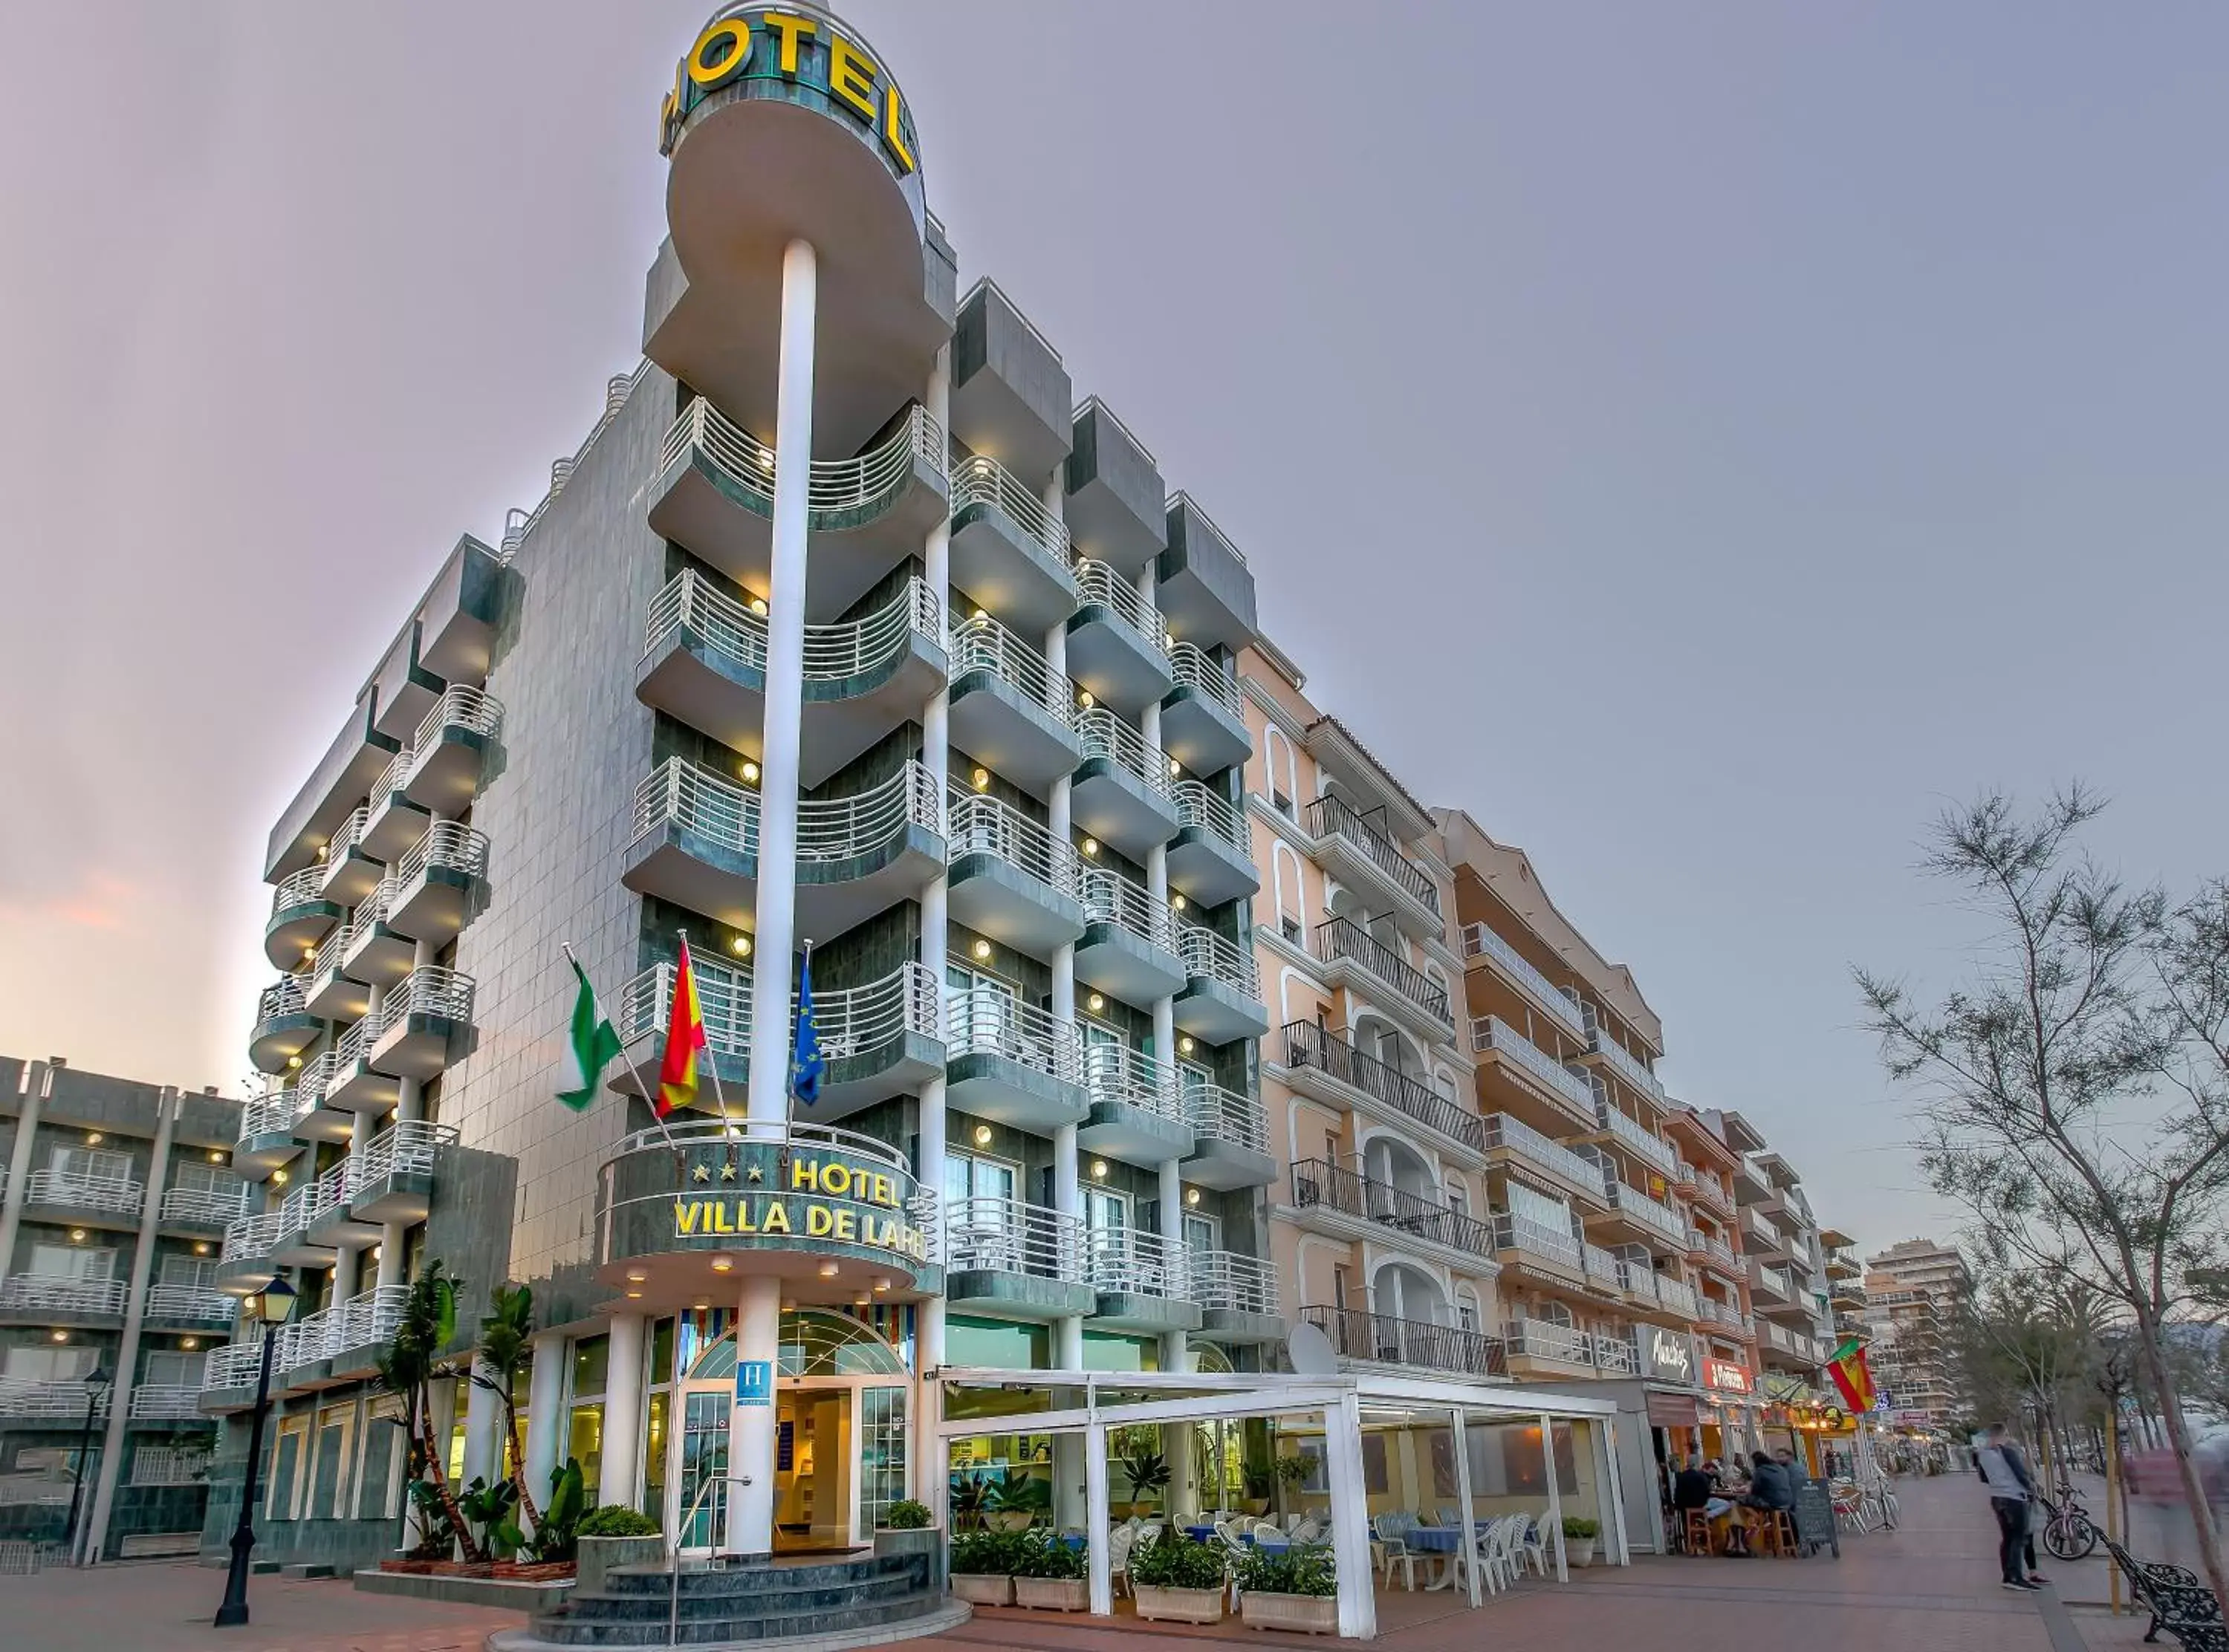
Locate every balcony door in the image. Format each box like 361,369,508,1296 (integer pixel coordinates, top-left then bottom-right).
30,1243,113,1282
945,963,1016,1053
1079,1184,1131,1291
1079,1022,1123,1096
47,1146,132,1183
944,1151,1019,1272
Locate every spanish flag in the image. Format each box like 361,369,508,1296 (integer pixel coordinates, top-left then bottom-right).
656,936,707,1118
1826,1336,1877,1414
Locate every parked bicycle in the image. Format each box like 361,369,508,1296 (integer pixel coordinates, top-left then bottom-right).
2036,1483,2100,1561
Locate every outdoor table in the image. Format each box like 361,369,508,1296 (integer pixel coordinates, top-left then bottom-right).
1404,1525,1464,1591
1182,1525,1219,1543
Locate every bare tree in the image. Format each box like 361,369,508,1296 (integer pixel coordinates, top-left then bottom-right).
1858,787,2229,1610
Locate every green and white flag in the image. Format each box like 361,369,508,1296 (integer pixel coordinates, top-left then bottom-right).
559,955,623,1112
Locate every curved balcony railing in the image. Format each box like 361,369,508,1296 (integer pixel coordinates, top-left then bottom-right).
1598,1103,1678,1178
256,977,308,1027
1178,921,1260,999
948,611,1074,725
1301,1304,1507,1379
1082,867,1176,953
351,875,397,932
1190,1249,1279,1317
413,685,503,749
1311,917,1450,1025
1167,643,1240,715
1460,923,1586,1039
1077,707,1171,797
325,805,369,863
395,821,490,888
358,1118,458,1183
661,397,946,520
799,761,941,862
239,1087,299,1140
947,792,1079,897
622,955,752,1054
946,986,1081,1084
1172,779,1249,855
376,966,477,1032
617,957,938,1069
270,866,328,916
1184,1082,1268,1154
1493,1210,1584,1271
0,1275,128,1316
1082,1041,1182,1120
1589,1027,1667,1107
144,1284,238,1324
645,569,941,684
1470,1015,1598,1116
1304,793,1438,917
201,1341,265,1391
635,759,758,857
1072,559,1167,658
1086,1225,1188,1296
1280,1021,1483,1152
1291,1159,1498,1260
950,452,1070,560
24,1169,145,1217
944,1196,1083,1282
1482,1113,1604,1194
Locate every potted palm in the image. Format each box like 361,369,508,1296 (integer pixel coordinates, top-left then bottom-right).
949,1528,1016,1606
1010,1529,1088,1611
1239,1460,1274,1518
984,1466,1050,1532
1130,1532,1227,1625
1562,1514,1600,1567
1235,1543,1337,1635
1118,1449,1171,1519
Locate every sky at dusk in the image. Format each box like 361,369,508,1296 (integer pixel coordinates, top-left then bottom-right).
4,2,2227,1261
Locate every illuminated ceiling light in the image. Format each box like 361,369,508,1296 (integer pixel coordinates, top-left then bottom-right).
1077,690,1095,710
741,761,761,784
85,1132,103,1146
710,1257,733,1272
971,767,991,792
970,607,987,622
286,1056,302,1071
1080,837,1099,858
1087,993,1105,1013
1179,1036,1195,1055
302,947,317,966
69,1229,86,1243
973,939,992,960
1090,1160,1109,1180
692,1298,711,1310
873,1278,892,1294
818,1261,840,1278
50,1330,68,1344
369,1245,381,1259
626,1289,643,1299
194,1242,211,1256
1168,758,1181,776
272,1169,290,1185
730,934,753,957
626,1269,648,1283
1170,894,1187,911
781,1298,796,1312
973,1124,993,1147
181,1337,199,1350
208,1150,225,1164
1185,1188,1201,1208
748,594,770,614
314,843,329,862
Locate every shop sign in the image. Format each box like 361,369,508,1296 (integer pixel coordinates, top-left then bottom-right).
658,5,919,175
671,1149,929,1262
1641,1325,1695,1383
1704,1358,1753,1394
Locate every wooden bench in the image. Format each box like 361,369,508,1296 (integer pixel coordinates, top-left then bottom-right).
2104,1537,2228,1651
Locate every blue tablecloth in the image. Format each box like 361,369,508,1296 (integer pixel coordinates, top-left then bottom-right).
1404,1527,1464,1553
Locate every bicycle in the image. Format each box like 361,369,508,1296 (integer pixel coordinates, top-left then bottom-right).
2037,1483,2099,1561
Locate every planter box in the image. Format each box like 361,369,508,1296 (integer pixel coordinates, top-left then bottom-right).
1567,1539,1597,1568
375,1559,574,1581
577,1535,666,1597
1239,1591,1337,1634
952,1573,1013,1606
1135,1583,1225,1624
1013,1576,1089,1611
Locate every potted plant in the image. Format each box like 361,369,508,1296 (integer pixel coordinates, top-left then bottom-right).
883,1499,931,1530
1234,1544,1337,1635
574,1503,663,1596
1010,1529,1088,1611
949,1528,1016,1607
1239,1460,1274,1517
1562,1514,1600,1567
984,1466,1050,1532
1130,1532,1227,1625
948,1469,991,1532
1118,1449,1171,1518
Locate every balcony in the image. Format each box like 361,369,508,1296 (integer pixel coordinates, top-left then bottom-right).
948,452,1078,637
1831,1278,1869,1312
1303,793,1441,938
159,1178,254,1235
1075,867,1188,1005
1066,559,1174,715
1470,1015,1597,1130
143,1284,239,1330
1650,1273,1700,1321
249,975,322,1073
396,686,503,816
360,743,434,865
129,1385,209,1422
637,569,946,788
951,280,1074,498
1583,1242,1626,1295
947,613,1083,796
649,396,950,623
1742,1207,1783,1254
1279,1021,1485,1162
316,805,383,908
1086,1226,1201,1336
1459,923,1588,1044
1065,397,1167,579
623,757,945,946
386,822,490,946
367,966,476,1084
264,865,342,970
1688,1229,1742,1279
1290,1159,1499,1265
1173,921,1269,1045
944,1196,1094,1321
1190,1249,1283,1343
944,986,1088,1134
1160,643,1249,776
1156,492,1258,657
1823,1245,1860,1280
946,792,1086,955
1078,1043,1193,1163
22,1168,145,1228
1492,1211,1586,1281
1750,1261,1794,1304
616,957,942,1122
1502,1318,1601,1374
301,942,371,1024
199,1340,266,1409
1072,709,1180,862
346,1119,457,1225
232,1090,307,1179
340,878,415,988
1301,1304,1507,1381
1481,1113,1609,1209
1583,1027,1667,1110
1594,1102,1678,1180
1681,1162,1734,1217
0,1378,111,1420
1167,780,1256,908
1180,1084,1276,1190
0,1275,127,1325
272,1284,412,1385
311,1027,391,1119
1311,917,1454,1044
1591,1178,1689,1252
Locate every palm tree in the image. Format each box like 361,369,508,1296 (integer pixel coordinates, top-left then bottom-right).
473,1283,542,1532
374,1261,484,1562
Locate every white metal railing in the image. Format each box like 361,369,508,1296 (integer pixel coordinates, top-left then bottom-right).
1172,779,1249,855
276,1304,328,1370
161,1180,253,1226
239,1090,297,1139
947,791,1079,897
351,874,397,934
1482,1113,1604,1194
221,1209,287,1263
505,366,648,555
948,611,1075,723
0,1379,110,1420
619,957,938,1068
1086,1226,1188,1297
646,566,765,671
951,452,1070,561
24,1168,145,1217
1655,1275,1700,1318
256,975,308,1027
945,986,1082,1084
622,956,752,1053
129,1385,207,1420
1694,1231,1739,1275
1583,1242,1624,1290
1462,923,1587,1025
1504,1317,1593,1366
323,806,369,867
944,1196,1084,1282
1599,1104,1678,1177
326,1284,409,1357
0,1275,127,1316
661,397,945,518
367,742,413,808
1177,920,1260,999
375,966,476,1033
644,568,941,685
1493,1212,1583,1270
270,865,328,915
1470,1016,1597,1115
1168,643,1239,715
1082,1041,1183,1121
412,683,502,752
357,1119,458,1185
1190,1249,1279,1317
1589,1028,1667,1106
201,1340,265,1391
394,820,490,889
1684,1165,1733,1213
143,1284,237,1323
1753,1261,1793,1300
635,759,758,858
1077,707,1172,797
1082,866,1176,953
1604,1179,1687,1246
1745,1207,1782,1249
799,762,941,860
1072,559,1167,658
1594,1331,1641,1375
1620,1259,1660,1304
1184,1082,1268,1154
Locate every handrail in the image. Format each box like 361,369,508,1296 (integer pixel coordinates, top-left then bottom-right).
794,761,941,862
1073,558,1167,657
201,1340,265,1391
1504,1316,1594,1367
1172,779,1248,853
507,364,649,557
0,1276,127,1316
324,806,370,865
1077,707,1172,798
1597,1103,1678,1177
603,1115,915,1178
1481,1112,1604,1194
1470,1015,1597,1116
23,1169,145,1216
1184,1082,1268,1154
0,1376,114,1418
1753,1261,1793,1299
1311,917,1450,1024
944,1196,1084,1281
945,984,1081,1084
256,976,308,1026
1459,923,1586,1038
143,1284,238,1323
412,684,502,751
395,820,490,887
1491,1210,1585,1270
130,1384,210,1420
1291,1158,1498,1260
947,610,1074,723
358,1118,459,1184
1655,1274,1699,1317
1082,866,1176,953
1300,1304,1507,1379
1178,920,1260,999
643,568,941,683
1745,1207,1782,1248
1304,793,1439,917
620,956,752,1053
1589,1027,1667,1107
270,866,328,914
160,1180,253,1226
1167,643,1239,715
378,966,477,1030
1082,1041,1183,1121
950,452,1070,561
661,398,946,518
1583,1241,1625,1289
617,958,938,1069
351,875,398,932
1086,1225,1188,1296
1280,1021,1482,1151
1602,1177,1686,1245
1190,1248,1279,1316
947,792,1080,897
635,759,758,858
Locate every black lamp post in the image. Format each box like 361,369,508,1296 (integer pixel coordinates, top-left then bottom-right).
213,1274,297,1628
60,1365,111,1566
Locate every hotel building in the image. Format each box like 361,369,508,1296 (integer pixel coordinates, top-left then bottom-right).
1861,1237,1971,1428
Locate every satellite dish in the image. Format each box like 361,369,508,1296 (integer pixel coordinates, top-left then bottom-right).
1287,1320,1338,1377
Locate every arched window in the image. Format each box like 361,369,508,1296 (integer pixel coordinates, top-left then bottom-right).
683,1310,906,1379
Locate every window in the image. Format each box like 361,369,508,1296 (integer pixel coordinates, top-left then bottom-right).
309,1404,352,1519
1079,1185,1129,1234
1181,1212,1219,1254
1271,787,1293,819
4,1344,96,1382
48,1146,132,1183
359,1399,406,1521
29,1244,113,1281
169,1162,241,1200
143,1350,205,1388
1456,1300,1479,1334
269,1417,309,1520
1445,1183,1469,1220
160,1255,218,1290
1281,915,1303,946
944,1152,1020,1271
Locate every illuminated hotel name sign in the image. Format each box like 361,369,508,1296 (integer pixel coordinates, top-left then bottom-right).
672,1151,929,1263
658,5,918,175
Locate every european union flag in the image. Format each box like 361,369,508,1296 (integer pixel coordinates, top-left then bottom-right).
791,948,825,1107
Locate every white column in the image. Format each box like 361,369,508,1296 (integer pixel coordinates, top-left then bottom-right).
1158,1154,1187,1376
918,343,951,1381
602,1313,647,1513
727,1274,782,1555
1323,1392,1377,1639
1542,1411,1568,1581
1452,1408,1480,1606
463,1356,504,1490
86,1084,179,1563
1084,1420,1112,1617
523,1330,566,1524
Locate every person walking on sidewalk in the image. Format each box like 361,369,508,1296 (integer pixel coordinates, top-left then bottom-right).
1977,1422,2046,1591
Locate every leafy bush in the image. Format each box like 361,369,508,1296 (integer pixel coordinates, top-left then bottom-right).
983,1468,1050,1515
529,1458,588,1561
1234,1543,1334,1598
883,1499,931,1530
577,1503,662,1538
1561,1515,1600,1540
949,1527,1018,1575
1010,1529,1086,1580
1273,1455,1311,1486
1129,1532,1227,1590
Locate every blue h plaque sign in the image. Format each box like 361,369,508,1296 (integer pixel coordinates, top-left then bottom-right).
736,1359,773,1408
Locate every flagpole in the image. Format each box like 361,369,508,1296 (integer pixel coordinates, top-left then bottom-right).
562,941,682,1151
678,929,742,1141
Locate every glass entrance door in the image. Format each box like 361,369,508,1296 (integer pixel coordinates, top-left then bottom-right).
675,1388,730,1549
774,1387,854,1552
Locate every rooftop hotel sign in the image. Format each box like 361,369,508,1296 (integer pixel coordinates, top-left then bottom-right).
659,4,920,182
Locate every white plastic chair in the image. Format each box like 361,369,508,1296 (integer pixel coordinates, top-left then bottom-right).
1514,1515,1548,1578
1138,1521,1164,1549
1290,1517,1323,1546
1108,1525,1136,1598
1375,1512,1418,1591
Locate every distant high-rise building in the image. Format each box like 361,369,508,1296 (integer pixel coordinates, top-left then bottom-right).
1861,1237,1972,1428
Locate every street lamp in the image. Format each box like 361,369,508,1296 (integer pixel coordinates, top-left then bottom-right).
213,1274,297,1628
61,1365,111,1566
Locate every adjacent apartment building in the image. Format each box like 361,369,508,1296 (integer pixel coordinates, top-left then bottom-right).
1863,1237,1972,1428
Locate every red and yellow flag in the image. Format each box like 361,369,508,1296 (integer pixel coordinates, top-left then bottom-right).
1826,1336,1877,1414
656,937,707,1118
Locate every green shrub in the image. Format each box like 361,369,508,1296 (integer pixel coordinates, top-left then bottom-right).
1129,1532,1227,1590
949,1527,1016,1575
883,1499,931,1530
1561,1515,1600,1540
1235,1543,1334,1597
577,1504,662,1539
1010,1529,1086,1580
